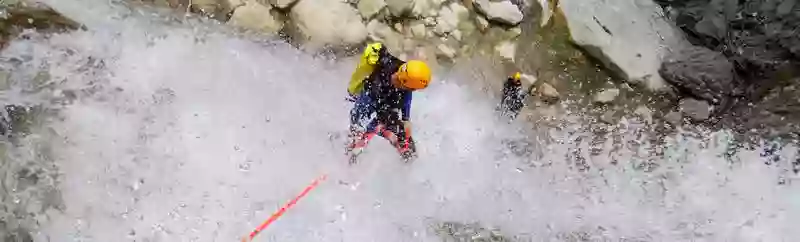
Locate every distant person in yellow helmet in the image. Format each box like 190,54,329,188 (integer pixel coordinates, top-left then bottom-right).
498,72,526,119
346,42,432,162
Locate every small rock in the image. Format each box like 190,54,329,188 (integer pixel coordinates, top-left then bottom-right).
409,21,427,38
412,0,441,17
436,44,457,60
366,19,404,52
434,2,470,35
456,18,477,34
535,82,560,103
679,98,712,121
473,0,524,25
495,41,516,62
593,88,619,104
451,29,462,41
269,0,297,9
357,0,387,19
386,0,414,17
394,22,404,32
474,15,490,32
424,17,436,26
634,105,653,123
600,110,617,124
664,111,682,127
507,26,522,39
227,1,284,34
520,73,537,86
190,0,223,16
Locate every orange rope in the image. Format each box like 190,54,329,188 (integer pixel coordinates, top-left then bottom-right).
242,173,328,242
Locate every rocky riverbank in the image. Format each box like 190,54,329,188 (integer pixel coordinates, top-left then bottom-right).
139,0,531,66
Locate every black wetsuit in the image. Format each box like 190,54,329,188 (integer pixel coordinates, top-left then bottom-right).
351,46,414,148
500,77,525,118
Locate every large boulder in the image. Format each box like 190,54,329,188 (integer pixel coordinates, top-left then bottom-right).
557,0,692,91
358,0,387,19
659,46,737,105
473,0,524,26
227,0,284,34
433,2,470,35
290,0,368,49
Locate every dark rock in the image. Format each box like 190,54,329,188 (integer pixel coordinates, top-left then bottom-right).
659,46,736,104
679,98,712,121
723,78,800,139
656,0,800,115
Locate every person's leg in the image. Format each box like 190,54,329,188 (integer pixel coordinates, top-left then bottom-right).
349,94,374,134
382,111,414,156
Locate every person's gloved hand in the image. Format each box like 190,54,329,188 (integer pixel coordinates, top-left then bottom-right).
346,93,357,102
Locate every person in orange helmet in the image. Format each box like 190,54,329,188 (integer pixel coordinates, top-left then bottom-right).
346,42,432,163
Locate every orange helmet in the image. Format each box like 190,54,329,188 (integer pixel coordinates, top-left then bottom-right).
397,60,432,90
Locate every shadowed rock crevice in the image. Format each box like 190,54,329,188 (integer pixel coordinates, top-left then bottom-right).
652,0,800,139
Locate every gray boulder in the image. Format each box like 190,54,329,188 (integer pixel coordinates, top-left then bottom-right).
473,0,524,26
659,46,737,105
557,0,692,92
290,0,368,49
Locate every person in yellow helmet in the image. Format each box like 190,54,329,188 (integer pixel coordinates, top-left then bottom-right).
498,72,525,119
346,42,432,162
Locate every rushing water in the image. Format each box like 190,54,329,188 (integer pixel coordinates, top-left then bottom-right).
1,0,800,241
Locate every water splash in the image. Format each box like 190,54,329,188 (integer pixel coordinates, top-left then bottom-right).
0,0,798,241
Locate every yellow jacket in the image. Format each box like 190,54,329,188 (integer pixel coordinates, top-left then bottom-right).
348,42,384,96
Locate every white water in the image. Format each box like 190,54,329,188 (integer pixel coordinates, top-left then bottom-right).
2,0,800,241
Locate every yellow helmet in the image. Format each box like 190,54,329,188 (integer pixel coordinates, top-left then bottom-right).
513,72,521,81
397,60,431,90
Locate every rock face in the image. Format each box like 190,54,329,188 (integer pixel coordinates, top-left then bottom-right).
473,0,524,25
655,0,800,101
659,46,737,105
558,0,692,91
227,1,283,34
290,0,368,49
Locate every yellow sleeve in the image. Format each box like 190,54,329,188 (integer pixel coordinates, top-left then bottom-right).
348,42,383,96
